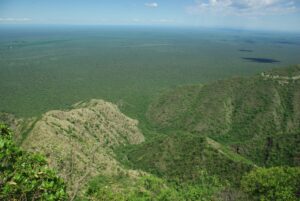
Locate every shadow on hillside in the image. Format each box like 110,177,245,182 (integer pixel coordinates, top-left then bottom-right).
239,49,253,52
242,57,280,64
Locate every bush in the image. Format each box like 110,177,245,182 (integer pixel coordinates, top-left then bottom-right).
241,167,300,201
85,174,181,201
0,124,68,200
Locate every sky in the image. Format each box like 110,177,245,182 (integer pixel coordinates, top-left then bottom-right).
0,0,300,31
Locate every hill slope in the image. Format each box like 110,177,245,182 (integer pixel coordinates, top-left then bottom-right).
126,132,253,185
21,99,145,196
147,65,300,167
1,65,300,200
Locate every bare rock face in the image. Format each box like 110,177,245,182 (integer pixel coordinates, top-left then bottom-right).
22,99,145,195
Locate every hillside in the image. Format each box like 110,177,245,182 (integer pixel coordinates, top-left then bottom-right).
20,99,145,197
125,132,253,185
147,65,300,167
1,66,300,200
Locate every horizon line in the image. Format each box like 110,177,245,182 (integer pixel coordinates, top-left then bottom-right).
1,23,300,33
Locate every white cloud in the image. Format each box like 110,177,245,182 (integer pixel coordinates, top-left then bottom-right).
187,0,297,16
145,2,159,8
0,18,32,22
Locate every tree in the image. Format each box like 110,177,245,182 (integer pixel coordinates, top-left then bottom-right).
0,124,67,200
241,167,300,201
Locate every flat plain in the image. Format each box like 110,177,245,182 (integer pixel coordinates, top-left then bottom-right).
1,26,300,120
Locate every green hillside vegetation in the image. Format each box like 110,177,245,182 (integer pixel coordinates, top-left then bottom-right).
116,65,300,200
0,112,38,145
242,167,300,201
1,65,300,200
83,170,227,201
0,124,67,200
147,65,300,167
117,132,253,200
124,132,252,185
82,174,182,201
2,121,299,201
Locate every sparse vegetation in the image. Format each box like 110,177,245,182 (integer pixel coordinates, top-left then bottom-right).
19,99,145,199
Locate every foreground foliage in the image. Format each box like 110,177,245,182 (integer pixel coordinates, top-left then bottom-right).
0,124,67,200
242,167,300,201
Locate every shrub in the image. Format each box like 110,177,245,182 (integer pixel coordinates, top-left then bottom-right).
0,124,68,200
241,167,300,201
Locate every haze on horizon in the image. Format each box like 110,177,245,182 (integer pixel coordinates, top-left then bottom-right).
0,0,300,32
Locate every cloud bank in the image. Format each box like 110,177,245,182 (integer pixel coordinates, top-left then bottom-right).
187,0,297,16
0,18,32,22
145,2,159,8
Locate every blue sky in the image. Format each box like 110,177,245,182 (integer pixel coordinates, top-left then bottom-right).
0,0,300,31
